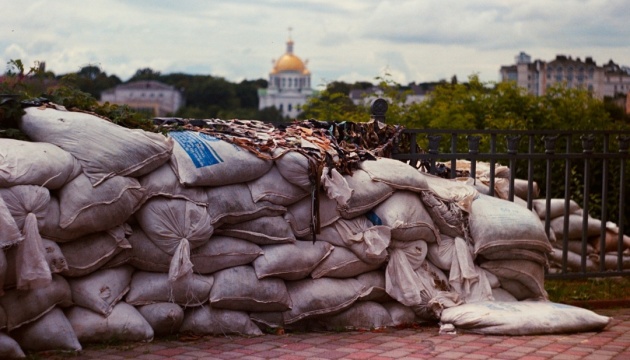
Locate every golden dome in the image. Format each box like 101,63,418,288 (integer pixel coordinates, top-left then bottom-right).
271,39,310,75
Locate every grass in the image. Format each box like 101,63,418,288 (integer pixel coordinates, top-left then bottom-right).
545,276,630,303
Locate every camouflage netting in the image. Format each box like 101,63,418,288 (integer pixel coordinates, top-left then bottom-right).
0,103,611,356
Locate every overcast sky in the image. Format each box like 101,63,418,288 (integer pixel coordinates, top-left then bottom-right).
2,0,629,89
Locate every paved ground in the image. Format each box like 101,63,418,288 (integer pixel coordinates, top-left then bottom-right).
33,308,630,360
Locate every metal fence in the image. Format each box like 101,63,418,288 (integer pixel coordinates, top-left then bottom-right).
371,100,630,279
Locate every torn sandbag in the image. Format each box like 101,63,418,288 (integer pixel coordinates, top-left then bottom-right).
67,265,134,316
314,217,390,265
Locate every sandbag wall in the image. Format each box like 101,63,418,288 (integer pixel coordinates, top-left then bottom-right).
0,106,568,356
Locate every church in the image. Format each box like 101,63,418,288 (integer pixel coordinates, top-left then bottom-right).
257,33,313,119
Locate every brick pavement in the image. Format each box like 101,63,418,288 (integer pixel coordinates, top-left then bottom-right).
32,308,630,360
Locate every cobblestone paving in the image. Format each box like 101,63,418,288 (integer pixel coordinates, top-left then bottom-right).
33,308,630,360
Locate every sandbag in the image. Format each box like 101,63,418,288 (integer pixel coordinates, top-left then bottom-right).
126,271,214,307
315,217,390,265
421,173,477,212
311,246,382,279
135,197,214,281
329,169,394,219
169,131,272,187
419,190,469,239
67,266,134,316
533,198,581,219
216,216,296,245
57,174,145,236
548,248,597,272
248,165,309,206
139,163,208,205
20,106,173,186
283,277,366,324
369,191,438,243
0,251,6,296
359,157,429,192
0,275,72,331
285,193,341,238
41,238,68,274
0,332,25,359
440,301,611,335
59,224,132,277
191,235,263,274
0,138,81,189
0,196,22,249
209,266,291,312
492,288,518,302
356,271,392,303
137,303,184,336
111,225,170,273
206,183,286,226
469,194,552,257
0,185,51,289
273,149,312,190
480,260,548,300
180,305,263,336
383,302,418,326
11,307,81,352
253,241,333,280
550,214,603,240
308,301,394,331
66,302,154,343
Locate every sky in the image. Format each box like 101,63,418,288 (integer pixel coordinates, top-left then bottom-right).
2,0,629,90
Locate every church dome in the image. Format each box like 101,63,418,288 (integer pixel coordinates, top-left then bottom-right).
271,39,310,75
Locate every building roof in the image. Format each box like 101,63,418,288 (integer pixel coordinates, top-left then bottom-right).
271,39,310,75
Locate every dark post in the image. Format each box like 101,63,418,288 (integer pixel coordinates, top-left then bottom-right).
370,98,388,123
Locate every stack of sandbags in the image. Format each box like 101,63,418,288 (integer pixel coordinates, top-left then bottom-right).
0,106,610,356
531,199,630,272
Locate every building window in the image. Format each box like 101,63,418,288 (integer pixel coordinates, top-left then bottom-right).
288,104,292,112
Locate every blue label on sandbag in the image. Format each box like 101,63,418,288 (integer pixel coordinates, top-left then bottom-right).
170,131,224,168
366,210,382,226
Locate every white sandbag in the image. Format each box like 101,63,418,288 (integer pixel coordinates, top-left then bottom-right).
216,216,296,245
311,246,382,279
191,235,263,274
469,194,552,257
419,190,469,239
66,302,154,343
440,301,611,335
315,217,390,265
253,241,333,280
0,185,51,289
273,149,312,190
209,265,291,312
169,131,272,187
0,138,82,189
285,193,341,238
421,173,477,212
283,277,366,324
136,197,214,281
20,106,173,186
59,224,132,277
369,191,438,243
480,260,548,300
139,163,208,205
0,275,72,331
41,238,68,274
326,168,395,219
137,303,184,336
11,307,81,352
309,301,394,331
180,305,263,336
126,271,214,307
68,266,134,316
0,332,25,359
57,174,145,236
356,271,391,303
533,198,581,219
551,214,603,240
111,225,170,273
492,288,518,302
248,165,308,206
207,183,286,226
0,196,22,248
359,157,430,192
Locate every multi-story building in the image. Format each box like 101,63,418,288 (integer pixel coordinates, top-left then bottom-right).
500,52,630,101
100,80,184,116
258,35,313,119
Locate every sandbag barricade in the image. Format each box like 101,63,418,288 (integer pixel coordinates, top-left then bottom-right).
0,106,612,356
